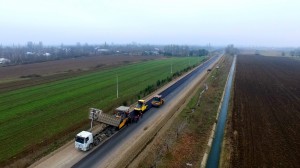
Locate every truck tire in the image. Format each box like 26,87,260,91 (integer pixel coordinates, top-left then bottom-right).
94,138,100,146
88,144,93,150
105,130,111,137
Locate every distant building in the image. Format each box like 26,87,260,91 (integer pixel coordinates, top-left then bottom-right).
26,52,34,55
0,58,11,64
43,53,51,56
97,49,109,52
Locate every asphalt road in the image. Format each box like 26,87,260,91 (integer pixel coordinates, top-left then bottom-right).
72,55,221,168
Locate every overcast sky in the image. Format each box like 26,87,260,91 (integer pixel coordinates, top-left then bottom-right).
0,0,299,47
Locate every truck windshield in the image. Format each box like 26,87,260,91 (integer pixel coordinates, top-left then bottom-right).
136,102,142,108
153,97,160,101
75,136,85,144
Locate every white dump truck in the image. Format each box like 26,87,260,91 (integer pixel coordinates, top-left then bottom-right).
75,106,130,151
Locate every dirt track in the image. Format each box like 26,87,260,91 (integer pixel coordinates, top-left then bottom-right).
231,55,300,167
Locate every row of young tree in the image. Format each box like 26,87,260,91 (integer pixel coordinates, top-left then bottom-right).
163,45,209,56
290,49,300,56
225,44,239,55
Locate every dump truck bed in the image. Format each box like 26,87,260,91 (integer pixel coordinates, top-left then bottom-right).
90,108,121,127
98,112,121,127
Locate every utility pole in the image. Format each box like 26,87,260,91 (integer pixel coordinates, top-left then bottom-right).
116,74,119,98
171,61,173,74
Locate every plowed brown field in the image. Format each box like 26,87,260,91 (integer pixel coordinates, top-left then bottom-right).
231,55,300,167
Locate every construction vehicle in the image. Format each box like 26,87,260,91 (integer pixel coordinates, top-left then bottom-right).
134,100,148,113
131,100,148,122
114,106,131,128
75,106,131,151
151,95,164,107
75,100,149,151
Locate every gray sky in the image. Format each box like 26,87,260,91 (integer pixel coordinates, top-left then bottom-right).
0,0,299,47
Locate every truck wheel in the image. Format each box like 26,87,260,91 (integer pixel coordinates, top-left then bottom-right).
105,131,111,137
94,138,100,146
89,144,93,150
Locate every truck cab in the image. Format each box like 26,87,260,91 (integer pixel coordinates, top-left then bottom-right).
75,131,93,151
134,100,148,112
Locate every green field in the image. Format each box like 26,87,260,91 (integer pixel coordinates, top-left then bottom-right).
0,56,205,163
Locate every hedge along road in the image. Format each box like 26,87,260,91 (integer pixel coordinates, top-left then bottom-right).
71,54,222,168
0,56,204,164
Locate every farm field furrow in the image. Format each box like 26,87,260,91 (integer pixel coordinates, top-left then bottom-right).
0,57,204,164
230,55,300,167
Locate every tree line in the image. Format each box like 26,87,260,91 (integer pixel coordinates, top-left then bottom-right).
0,43,209,65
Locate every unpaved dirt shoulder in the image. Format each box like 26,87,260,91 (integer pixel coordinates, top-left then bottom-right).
30,141,87,168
